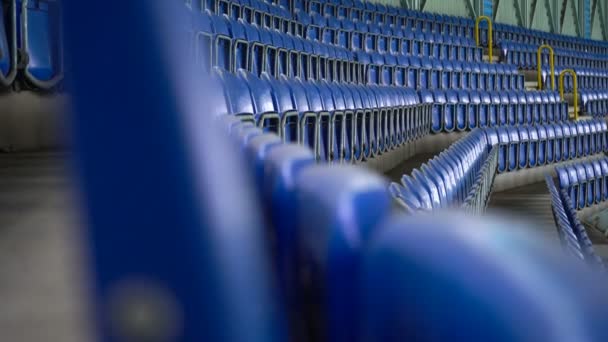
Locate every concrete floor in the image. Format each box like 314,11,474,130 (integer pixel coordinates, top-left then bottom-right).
0,152,92,342
486,182,561,245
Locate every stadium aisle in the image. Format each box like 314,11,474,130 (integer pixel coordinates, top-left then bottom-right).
0,153,91,342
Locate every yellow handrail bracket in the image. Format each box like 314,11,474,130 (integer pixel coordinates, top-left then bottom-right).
475,16,493,63
559,69,578,120
537,45,555,90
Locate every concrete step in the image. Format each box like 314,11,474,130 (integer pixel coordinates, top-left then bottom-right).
525,81,539,90
482,54,500,62
520,69,539,82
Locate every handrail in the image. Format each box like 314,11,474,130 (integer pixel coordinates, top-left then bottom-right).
475,16,493,63
559,69,578,120
537,44,555,90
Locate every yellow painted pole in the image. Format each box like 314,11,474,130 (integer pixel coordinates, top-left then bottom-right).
536,44,555,90
475,16,493,63
559,69,578,120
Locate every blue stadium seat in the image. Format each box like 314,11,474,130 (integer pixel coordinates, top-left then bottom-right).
17,0,63,89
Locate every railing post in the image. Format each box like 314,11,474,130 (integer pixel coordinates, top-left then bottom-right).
475,16,493,63
559,69,578,120
537,44,555,90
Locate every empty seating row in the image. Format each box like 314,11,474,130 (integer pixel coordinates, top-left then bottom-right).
389,129,495,212
495,22,608,55
360,54,520,90
501,42,608,69
295,12,480,57
195,12,518,89
546,67,608,91
557,157,608,210
223,113,606,341
489,120,608,173
426,90,568,133
546,175,604,267
205,0,295,33
285,0,478,38
216,68,431,162
580,90,608,116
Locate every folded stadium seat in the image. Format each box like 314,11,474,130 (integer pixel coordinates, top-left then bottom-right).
567,165,580,208
475,91,489,128
455,91,469,131
381,53,396,86
362,1,376,22
513,126,528,169
17,0,63,90
217,68,255,123
382,87,398,149
420,163,449,207
407,56,422,89
574,122,585,157
345,84,365,162
589,121,598,154
370,86,389,153
401,174,434,210
290,165,391,342
393,54,408,87
445,90,462,132
591,160,603,204
585,121,594,156
304,81,332,163
245,132,283,194
540,92,550,124
293,37,311,79
423,31,438,58
364,23,380,52
318,81,346,163
399,29,413,56
225,19,255,72
543,124,557,163
208,13,234,72
487,63,498,91
433,33,446,59
377,27,390,54
504,91,516,126
412,169,442,209
440,60,453,89
262,74,299,143
412,31,427,56
431,90,447,133
561,123,572,161
565,122,577,160
360,86,380,158
449,61,462,88
488,92,501,128
470,63,481,90
505,127,519,171
242,25,265,75
419,57,433,89
428,158,456,204
553,124,566,162
322,16,339,45
494,127,508,173
527,126,539,168
282,77,318,156
600,159,608,201
238,70,283,136
389,88,403,147
349,85,371,159
575,164,588,209
537,125,548,166
497,92,509,126
524,92,536,124
459,62,471,89
429,59,442,89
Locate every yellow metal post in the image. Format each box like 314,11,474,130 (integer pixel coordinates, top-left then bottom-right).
537,45,555,90
475,16,493,63
559,69,578,120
